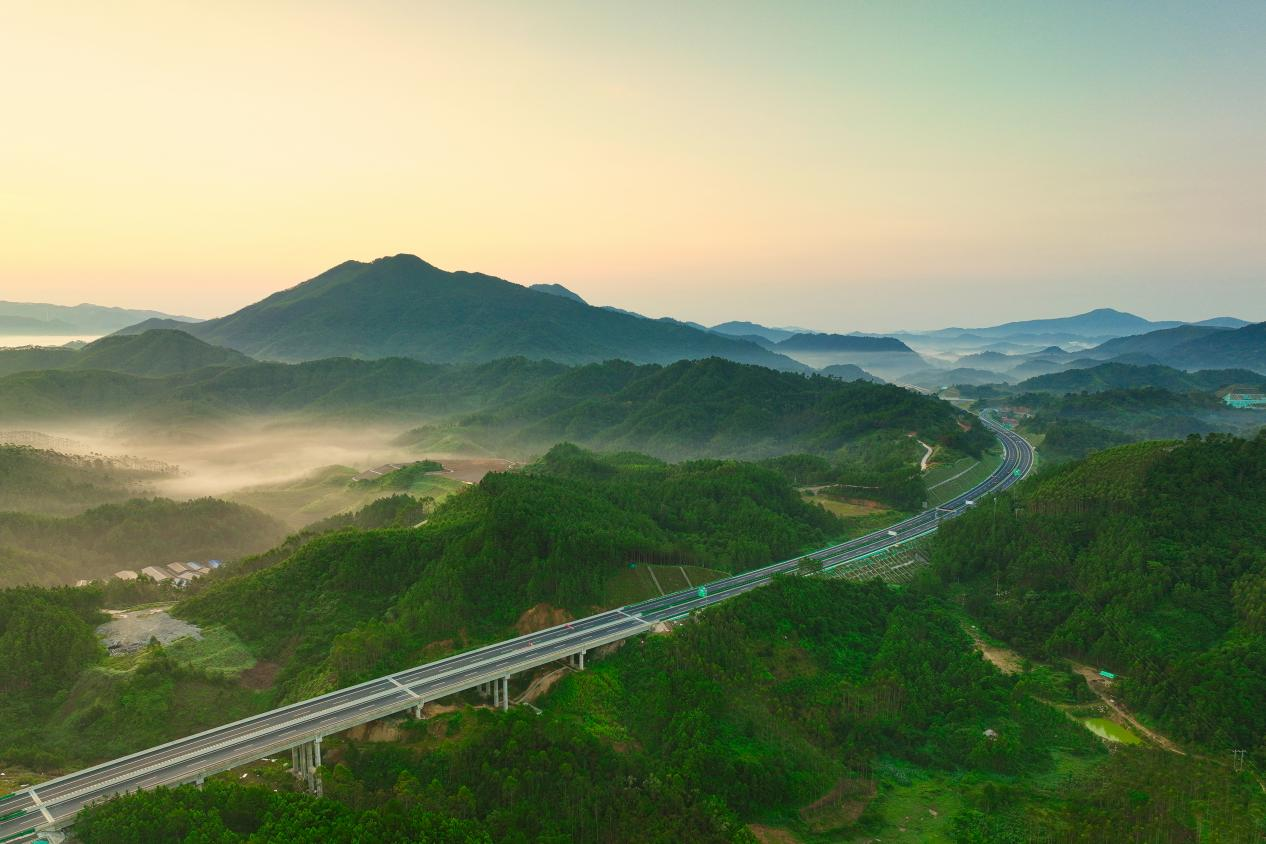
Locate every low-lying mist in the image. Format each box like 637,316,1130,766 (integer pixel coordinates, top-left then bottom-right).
19,416,483,501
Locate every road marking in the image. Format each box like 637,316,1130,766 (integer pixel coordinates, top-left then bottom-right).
27,792,52,827
388,678,422,699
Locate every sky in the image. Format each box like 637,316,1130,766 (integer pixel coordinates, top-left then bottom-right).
1,1,1263,332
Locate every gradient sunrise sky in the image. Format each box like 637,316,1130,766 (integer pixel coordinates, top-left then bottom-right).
1,1,1263,330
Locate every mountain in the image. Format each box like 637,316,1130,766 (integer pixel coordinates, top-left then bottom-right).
1193,316,1251,328
954,350,1017,372
1165,321,1266,371
709,320,804,343
818,362,882,382
769,332,925,378
0,329,252,378
931,308,1178,340
1085,324,1231,359
527,283,586,304
0,300,198,336
899,366,1008,389
73,330,254,376
120,255,805,371
1086,322,1266,372
776,332,913,353
1017,362,1263,394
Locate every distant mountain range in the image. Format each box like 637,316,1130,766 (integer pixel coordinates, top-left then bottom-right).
119,255,805,372
0,301,198,336
923,308,1247,341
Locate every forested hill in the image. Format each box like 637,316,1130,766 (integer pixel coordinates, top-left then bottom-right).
0,445,167,516
0,497,287,587
0,329,252,378
1016,361,1261,394
178,445,840,701
399,357,985,462
118,254,805,371
931,433,1266,759
0,356,980,469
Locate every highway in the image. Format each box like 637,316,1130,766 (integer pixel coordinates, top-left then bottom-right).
0,412,1032,843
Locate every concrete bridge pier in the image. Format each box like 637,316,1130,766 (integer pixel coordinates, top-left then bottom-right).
290,736,324,795
569,650,587,670
490,675,511,710
411,701,427,719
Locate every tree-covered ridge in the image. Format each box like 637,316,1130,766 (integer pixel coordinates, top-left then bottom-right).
0,444,168,516
0,355,976,479
1016,362,1261,394
0,329,252,378
404,356,988,465
0,497,288,588
932,432,1266,759
178,446,841,701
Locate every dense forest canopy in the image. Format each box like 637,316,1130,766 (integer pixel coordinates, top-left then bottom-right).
932,432,1266,758
178,445,842,701
0,444,167,516
0,497,287,587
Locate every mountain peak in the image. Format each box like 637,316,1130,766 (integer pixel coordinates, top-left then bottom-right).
123,257,807,371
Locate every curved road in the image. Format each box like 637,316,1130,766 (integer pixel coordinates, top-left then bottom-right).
0,413,1032,842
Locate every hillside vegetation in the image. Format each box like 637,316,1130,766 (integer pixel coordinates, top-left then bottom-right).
226,462,459,529
0,495,437,773
0,497,287,587
398,358,990,505
1017,362,1261,394
1013,385,1264,461
0,329,251,378
74,578,1263,842
178,446,841,701
932,433,1266,759
0,445,168,516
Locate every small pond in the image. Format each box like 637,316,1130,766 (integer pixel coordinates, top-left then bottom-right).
1082,717,1141,744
